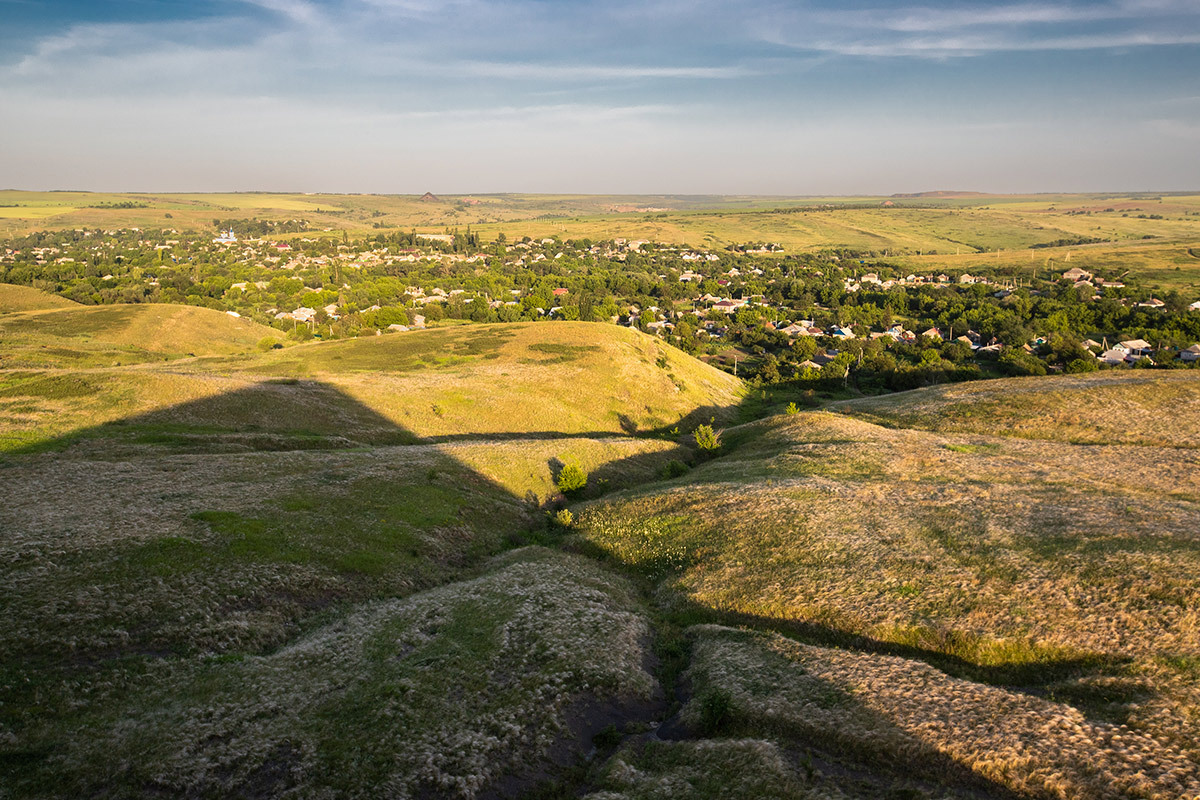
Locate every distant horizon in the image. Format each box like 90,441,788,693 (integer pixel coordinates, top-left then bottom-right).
4,188,1200,198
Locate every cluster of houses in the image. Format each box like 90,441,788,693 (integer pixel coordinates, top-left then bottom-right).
1094,338,1200,366
843,271,1000,293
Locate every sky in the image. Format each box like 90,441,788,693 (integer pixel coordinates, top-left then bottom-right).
1,0,1199,194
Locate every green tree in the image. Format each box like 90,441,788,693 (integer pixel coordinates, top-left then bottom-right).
556,463,588,496
693,424,721,451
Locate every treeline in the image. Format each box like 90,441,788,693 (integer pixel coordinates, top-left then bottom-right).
211,218,312,236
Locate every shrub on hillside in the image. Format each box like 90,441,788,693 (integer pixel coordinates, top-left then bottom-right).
660,459,690,479
693,424,721,452
556,463,588,496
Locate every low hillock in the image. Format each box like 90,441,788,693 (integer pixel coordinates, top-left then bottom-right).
0,283,80,312
831,370,1200,448
0,301,284,368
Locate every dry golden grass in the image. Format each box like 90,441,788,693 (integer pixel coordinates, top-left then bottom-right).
0,283,80,312
833,371,1200,448
0,302,283,368
574,408,1200,764
0,322,743,452
686,625,1200,800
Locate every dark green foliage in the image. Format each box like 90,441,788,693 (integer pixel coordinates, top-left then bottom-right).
592,724,622,750
697,688,733,735
660,459,690,479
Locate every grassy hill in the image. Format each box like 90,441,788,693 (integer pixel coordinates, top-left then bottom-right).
4,319,1200,797
0,301,284,368
831,370,1200,448
0,320,742,454
0,319,749,797
0,283,80,313
571,373,1200,797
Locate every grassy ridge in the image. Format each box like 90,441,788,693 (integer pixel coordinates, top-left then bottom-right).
572,386,1200,765
831,370,1200,448
0,301,284,368
0,321,744,453
0,284,79,313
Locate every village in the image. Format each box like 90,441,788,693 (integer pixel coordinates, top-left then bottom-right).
4,225,1200,386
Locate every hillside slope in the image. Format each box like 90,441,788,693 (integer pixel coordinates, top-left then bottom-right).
573,373,1200,797
1,320,744,797
8,331,1200,798
1,321,743,453
0,302,284,368
0,283,80,312
831,370,1200,448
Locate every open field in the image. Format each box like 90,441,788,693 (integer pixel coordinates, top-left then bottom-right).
4,190,1198,298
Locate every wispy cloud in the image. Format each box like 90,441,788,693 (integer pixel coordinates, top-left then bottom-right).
762,0,1200,58
452,61,752,81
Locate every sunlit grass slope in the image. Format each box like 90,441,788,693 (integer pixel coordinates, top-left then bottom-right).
0,321,743,453
0,283,79,312
661,625,1200,800
255,322,745,438
831,370,1200,448
0,302,284,368
572,385,1200,778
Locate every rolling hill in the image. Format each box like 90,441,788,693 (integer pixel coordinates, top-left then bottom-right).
0,296,284,368
572,372,1200,798
3,312,1199,798
0,283,80,313
831,370,1200,448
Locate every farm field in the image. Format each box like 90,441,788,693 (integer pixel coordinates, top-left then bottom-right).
4,190,1198,299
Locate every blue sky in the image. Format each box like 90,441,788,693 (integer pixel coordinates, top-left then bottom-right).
2,0,1198,193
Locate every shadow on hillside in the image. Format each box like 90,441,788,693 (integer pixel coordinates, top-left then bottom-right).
0,376,1127,799
670,652,1033,800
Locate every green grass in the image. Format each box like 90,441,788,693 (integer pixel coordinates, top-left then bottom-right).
4,548,657,799
0,302,284,368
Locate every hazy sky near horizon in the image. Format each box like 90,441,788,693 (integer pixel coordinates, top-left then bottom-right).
2,0,1199,194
